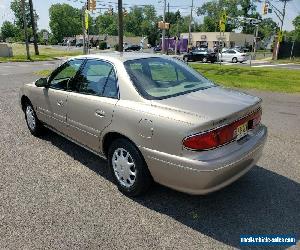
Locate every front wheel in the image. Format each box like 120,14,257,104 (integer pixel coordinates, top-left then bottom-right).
108,138,152,197
202,57,208,63
183,56,189,62
232,57,238,63
24,102,44,136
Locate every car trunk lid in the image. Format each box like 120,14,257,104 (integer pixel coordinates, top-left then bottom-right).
151,86,261,130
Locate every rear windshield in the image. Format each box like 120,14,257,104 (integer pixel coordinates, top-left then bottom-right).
124,57,215,100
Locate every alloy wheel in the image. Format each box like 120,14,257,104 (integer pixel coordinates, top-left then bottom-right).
26,105,36,131
112,148,137,187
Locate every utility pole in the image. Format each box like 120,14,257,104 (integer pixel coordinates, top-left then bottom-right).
82,5,87,54
118,0,123,52
266,0,289,60
188,0,194,51
28,0,39,55
162,0,166,54
175,21,179,55
20,0,30,60
275,0,287,60
289,40,295,60
166,2,170,55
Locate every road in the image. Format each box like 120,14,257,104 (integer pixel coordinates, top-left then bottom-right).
0,61,299,249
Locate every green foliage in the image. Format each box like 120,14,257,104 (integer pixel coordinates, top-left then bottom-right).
95,13,118,36
197,0,241,32
197,0,259,33
0,21,20,40
99,41,107,50
292,15,300,41
49,4,82,43
37,29,50,44
114,44,119,51
239,0,260,34
258,18,278,40
10,0,38,29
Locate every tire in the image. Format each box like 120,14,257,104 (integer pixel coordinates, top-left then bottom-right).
232,57,238,63
24,102,44,136
183,56,189,62
108,138,152,197
202,57,208,63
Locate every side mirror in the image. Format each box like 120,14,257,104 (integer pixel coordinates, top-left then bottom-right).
35,78,48,87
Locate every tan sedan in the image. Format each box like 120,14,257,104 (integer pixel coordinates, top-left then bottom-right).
20,53,267,196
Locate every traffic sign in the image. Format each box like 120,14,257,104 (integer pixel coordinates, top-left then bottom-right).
219,20,225,32
221,11,227,22
219,11,227,32
85,10,89,30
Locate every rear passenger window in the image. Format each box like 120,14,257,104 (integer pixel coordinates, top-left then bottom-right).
76,60,118,98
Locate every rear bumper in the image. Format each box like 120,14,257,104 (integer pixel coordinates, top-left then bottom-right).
140,125,267,195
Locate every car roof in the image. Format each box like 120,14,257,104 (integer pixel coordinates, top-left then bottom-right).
71,52,166,63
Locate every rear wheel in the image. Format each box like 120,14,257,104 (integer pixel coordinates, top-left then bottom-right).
232,57,238,63
24,102,43,136
108,138,152,196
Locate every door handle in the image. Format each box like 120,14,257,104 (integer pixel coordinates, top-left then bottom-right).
95,110,105,118
57,100,64,106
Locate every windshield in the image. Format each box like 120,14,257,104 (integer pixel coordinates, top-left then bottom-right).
124,57,215,100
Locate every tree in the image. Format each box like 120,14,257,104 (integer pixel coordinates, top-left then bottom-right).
0,21,19,40
239,0,260,34
196,0,263,33
124,6,144,36
291,15,300,41
95,13,118,36
49,4,82,43
258,18,278,40
10,0,38,29
197,0,241,32
28,0,39,55
140,5,159,45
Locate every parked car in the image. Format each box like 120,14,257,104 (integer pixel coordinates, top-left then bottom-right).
183,48,217,63
219,49,248,63
153,45,161,52
234,46,250,52
20,54,267,196
124,44,141,52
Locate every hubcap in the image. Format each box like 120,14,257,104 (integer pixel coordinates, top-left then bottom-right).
112,148,136,187
26,106,36,131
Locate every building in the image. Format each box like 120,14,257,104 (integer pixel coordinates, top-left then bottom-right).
181,32,254,49
74,35,148,48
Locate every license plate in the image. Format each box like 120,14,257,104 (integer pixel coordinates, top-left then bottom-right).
235,122,248,140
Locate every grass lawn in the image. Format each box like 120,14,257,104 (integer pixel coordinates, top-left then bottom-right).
0,43,83,62
190,63,300,93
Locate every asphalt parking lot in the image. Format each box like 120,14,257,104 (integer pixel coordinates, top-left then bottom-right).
0,61,299,249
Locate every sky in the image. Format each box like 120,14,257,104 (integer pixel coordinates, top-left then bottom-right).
0,0,299,31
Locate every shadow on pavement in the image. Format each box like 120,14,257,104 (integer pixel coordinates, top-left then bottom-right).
42,130,300,249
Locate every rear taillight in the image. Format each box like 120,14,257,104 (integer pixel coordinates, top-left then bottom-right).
183,109,262,150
